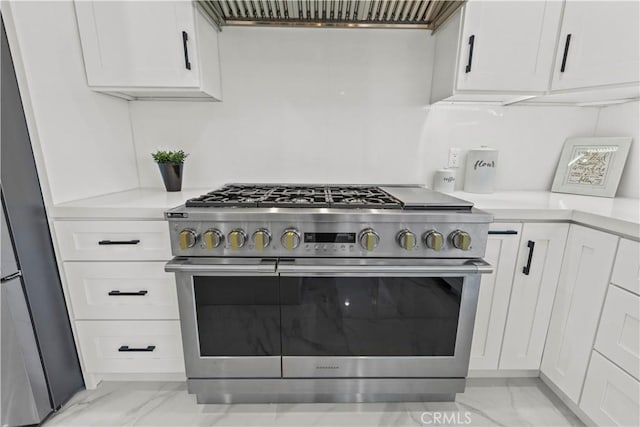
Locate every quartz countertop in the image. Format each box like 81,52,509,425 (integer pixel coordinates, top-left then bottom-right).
49,187,639,240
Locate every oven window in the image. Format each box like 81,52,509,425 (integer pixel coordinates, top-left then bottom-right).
193,276,280,356
280,276,462,356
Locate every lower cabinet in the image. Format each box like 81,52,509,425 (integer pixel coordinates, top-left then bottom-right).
541,225,619,403
499,223,569,370
579,351,640,427
75,321,184,374
469,223,522,370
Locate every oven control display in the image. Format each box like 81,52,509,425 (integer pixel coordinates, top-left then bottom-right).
304,233,356,244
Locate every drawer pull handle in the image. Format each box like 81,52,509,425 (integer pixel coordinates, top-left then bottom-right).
465,34,475,73
118,345,156,352
488,230,519,235
522,240,535,275
560,34,571,73
98,239,140,245
182,31,191,70
108,290,148,296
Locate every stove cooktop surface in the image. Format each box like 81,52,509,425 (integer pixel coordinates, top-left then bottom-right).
184,184,473,210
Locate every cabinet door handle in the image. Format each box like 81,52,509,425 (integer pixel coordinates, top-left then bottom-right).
98,239,140,245
522,240,535,275
118,345,156,352
182,31,191,70
465,35,475,73
560,34,571,73
108,290,148,296
488,230,519,235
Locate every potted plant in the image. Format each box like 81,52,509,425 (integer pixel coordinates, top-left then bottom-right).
151,150,188,192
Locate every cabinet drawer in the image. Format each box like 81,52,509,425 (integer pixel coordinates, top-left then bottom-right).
611,239,640,296
65,262,178,320
580,351,639,427
55,221,171,261
595,285,639,379
75,321,184,374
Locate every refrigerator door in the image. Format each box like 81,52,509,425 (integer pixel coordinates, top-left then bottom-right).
1,17,84,409
1,276,52,426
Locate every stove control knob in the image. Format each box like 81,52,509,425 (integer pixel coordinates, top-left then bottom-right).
228,229,247,250
179,229,198,250
450,230,471,251
203,229,223,249
359,228,380,252
252,229,271,251
424,230,444,251
397,230,416,250
281,229,301,251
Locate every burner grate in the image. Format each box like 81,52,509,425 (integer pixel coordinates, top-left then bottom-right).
185,185,403,209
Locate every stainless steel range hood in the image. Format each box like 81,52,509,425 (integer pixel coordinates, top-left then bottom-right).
197,0,464,31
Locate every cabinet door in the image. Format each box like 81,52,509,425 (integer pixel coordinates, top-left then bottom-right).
456,1,562,92
75,1,199,88
469,223,521,370
499,223,569,370
551,1,640,90
541,225,619,404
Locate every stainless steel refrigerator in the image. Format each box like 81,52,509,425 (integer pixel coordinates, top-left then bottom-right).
1,17,84,426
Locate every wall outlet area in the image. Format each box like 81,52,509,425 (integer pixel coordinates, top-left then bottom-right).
448,148,461,168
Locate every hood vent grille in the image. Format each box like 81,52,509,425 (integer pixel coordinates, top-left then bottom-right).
198,1,464,31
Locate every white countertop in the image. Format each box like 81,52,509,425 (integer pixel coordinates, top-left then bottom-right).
49,188,640,239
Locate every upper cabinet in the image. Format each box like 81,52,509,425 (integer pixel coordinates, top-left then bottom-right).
74,1,222,101
551,1,640,92
430,1,563,103
431,0,640,105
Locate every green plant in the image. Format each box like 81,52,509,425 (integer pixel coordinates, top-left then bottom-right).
151,150,188,164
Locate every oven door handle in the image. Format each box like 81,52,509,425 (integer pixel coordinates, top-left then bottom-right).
165,258,278,275
277,259,492,276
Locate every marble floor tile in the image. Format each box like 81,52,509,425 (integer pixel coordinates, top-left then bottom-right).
43,378,584,427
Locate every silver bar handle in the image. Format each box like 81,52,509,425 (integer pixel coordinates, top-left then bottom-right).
165,259,277,274
277,260,492,276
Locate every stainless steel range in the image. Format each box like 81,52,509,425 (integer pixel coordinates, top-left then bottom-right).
165,184,493,403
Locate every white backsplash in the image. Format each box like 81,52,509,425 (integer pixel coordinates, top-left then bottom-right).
130,27,638,198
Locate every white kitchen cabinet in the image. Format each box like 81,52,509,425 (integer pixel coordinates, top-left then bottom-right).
54,220,171,261
430,1,563,103
541,225,619,404
580,351,640,427
500,223,569,370
469,223,522,370
551,1,640,93
65,262,179,320
611,239,640,296
594,285,639,380
74,1,222,100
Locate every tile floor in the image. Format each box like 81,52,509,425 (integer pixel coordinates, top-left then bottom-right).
44,378,584,427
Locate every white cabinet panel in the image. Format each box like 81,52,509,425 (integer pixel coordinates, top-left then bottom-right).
551,1,640,91
54,220,171,261
595,285,639,380
75,321,184,374
469,223,522,370
74,1,221,100
541,225,619,403
580,351,640,427
611,239,640,296
456,0,562,92
500,223,569,370
65,262,178,320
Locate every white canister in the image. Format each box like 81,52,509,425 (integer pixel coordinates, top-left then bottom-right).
464,146,498,194
433,168,456,193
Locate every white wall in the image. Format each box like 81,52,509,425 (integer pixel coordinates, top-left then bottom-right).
130,27,434,187
130,27,638,199
593,101,639,199
5,1,138,205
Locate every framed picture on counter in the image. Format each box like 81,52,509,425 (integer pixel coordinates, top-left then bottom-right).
551,137,632,198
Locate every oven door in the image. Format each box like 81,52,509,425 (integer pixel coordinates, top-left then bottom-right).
166,258,281,378
278,258,491,378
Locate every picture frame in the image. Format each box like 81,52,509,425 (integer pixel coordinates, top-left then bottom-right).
551,137,632,198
